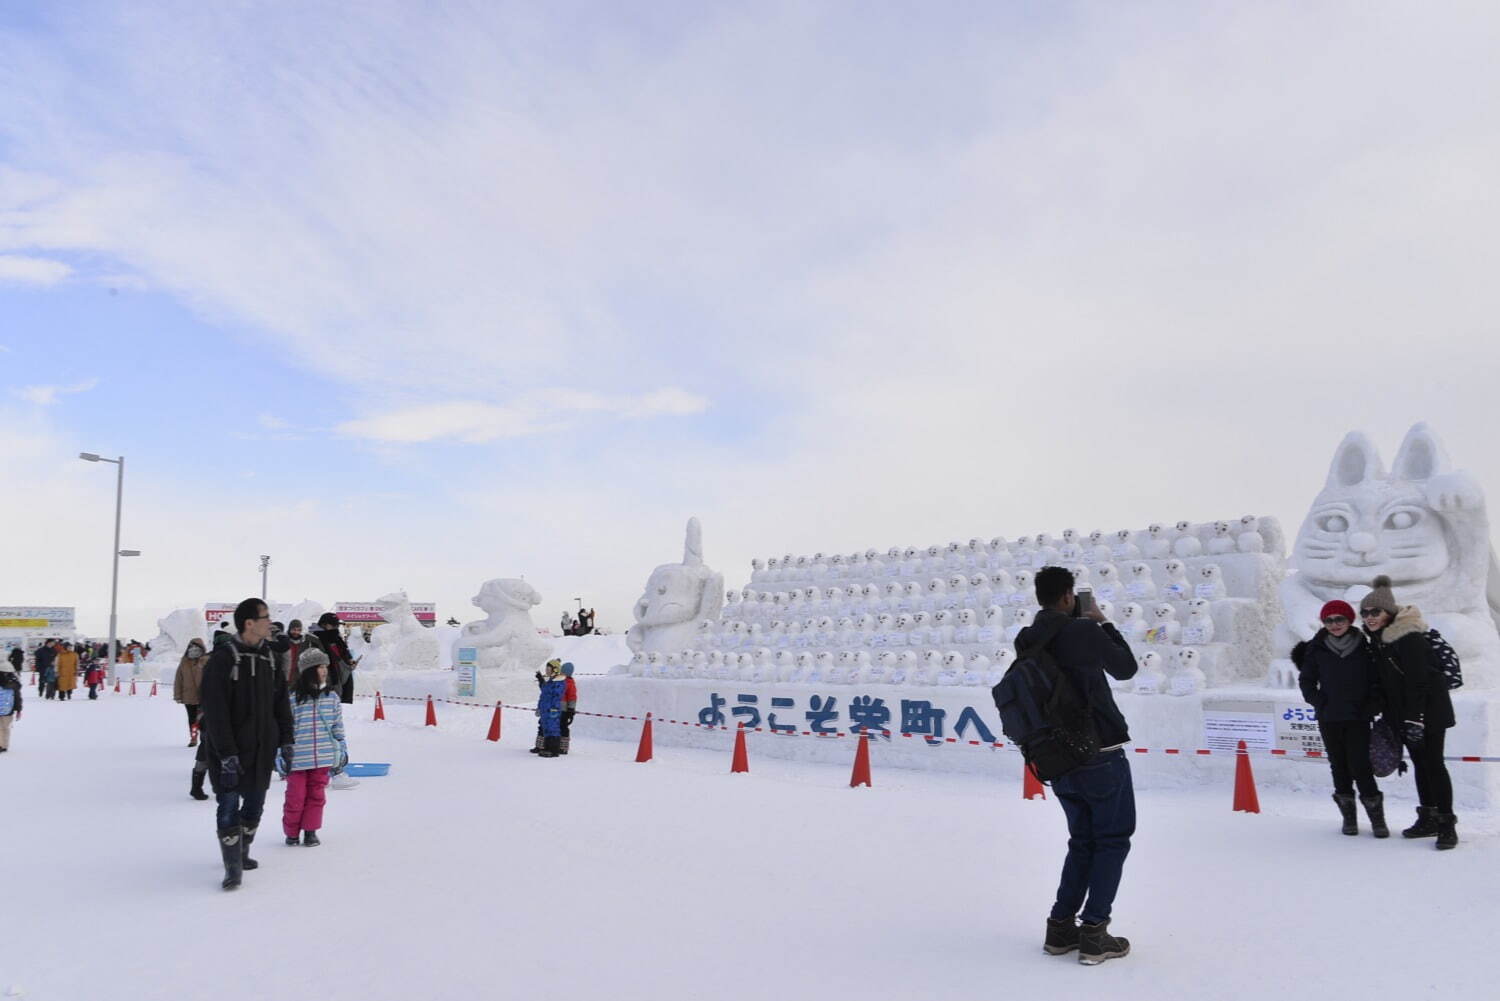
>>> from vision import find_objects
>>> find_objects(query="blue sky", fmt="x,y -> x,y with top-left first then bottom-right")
3,1 -> 1500,638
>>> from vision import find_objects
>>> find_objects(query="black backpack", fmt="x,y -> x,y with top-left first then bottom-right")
1427,629 -> 1463,690
992,617 -> 1100,782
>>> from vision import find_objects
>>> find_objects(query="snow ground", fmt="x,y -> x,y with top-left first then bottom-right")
6,689 -> 1497,1001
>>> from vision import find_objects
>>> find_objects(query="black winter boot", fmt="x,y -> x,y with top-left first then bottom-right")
1435,813 -> 1458,850
1077,920 -> 1130,965
241,825 -> 259,871
190,768 -> 209,801
1360,793 -> 1389,838
303,830 -> 321,847
1333,793 -> 1358,836
539,736 -> 561,758
218,827 -> 243,891
529,732 -> 543,754
1044,917 -> 1079,955
1402,806 -> 1440,839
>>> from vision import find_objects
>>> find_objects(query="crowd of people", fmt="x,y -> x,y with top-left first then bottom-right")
559,608 -> 596,636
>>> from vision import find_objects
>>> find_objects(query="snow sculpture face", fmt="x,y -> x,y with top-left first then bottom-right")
878,651 -> 900,670
934,609 -> 953,627
1175,519 -> 1193,536
698,619 -> 714,639
631,651 -> 647,667
989,570 -> 1013,590
767,557 -> 779,573
993,649 -> 1015,671
923,578 -> 942,597
1121,603 -> 1144,624
802,587 -> 817,602
795,652 -> 813,670
1061,528 -> 1078,545
865,548 -> 880,562
837,650 -> 853,668
969,574 -> 987,590
912,611 -> 930,628
1130,561 -> 1152,581
817,616 -> 834,632
666,652 -> 683,668
1164,559 -> 1186,580
835,617 -> 853,631
816,651 -> 835,670
830,553 -> 845,570
1187,597 -> 1211,617
945,542 -> 961,558
1013,570 -> 1033,596
989,537 -> 1008,552
1116,529 -> 1133,545
883,581 -> 902,600
1096,564 -> 1119,586
956,608 -> 977,627
725,590 -> 740,606
1148,523 -> 1165,541
1213,521 -> 1232,539
926,545 -> 942,559
1141,651 -> 1163,672
903,546 -> 918,561
1036,533 -> 1054,550
898,650 -> 918,669
876,613 -> 894,631
984,605 -> 1004,626
843,585 -> 859,603
707,651 -> 723,667
968,538 -> 985,556
887,547 -> 902,561
823,587 -> 840,602
942,651 -> 965,671
1240,514 -> 1259,533
858,614 -> 877,632
1012,608 -> 1034,627
729,620 -> 745,637
775,651 -> 794,670
1071,565 -> 1092,585
947,574 -> 967,592
1152,603 -> 1177,623
751,558 -> 764,573
1177,647 -> 1200,669
923,649 -> 944,671
1089,530 -> 1104,545
786,620 -> 803,637
740,587 -> 755,601
647,652 -> 662,666
903,581 -> 922,600
861,584 -> 878,602
850,553 -> 866,571
1200,565 -> 1223,584
895,613 -> 913,631
1097,600 -> 1115,621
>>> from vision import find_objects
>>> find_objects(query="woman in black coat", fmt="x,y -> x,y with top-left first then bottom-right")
1359,576 -> 1457,849
1294,599 -> 1385,837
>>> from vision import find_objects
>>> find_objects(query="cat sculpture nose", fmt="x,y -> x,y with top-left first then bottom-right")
1347,531 -> 1378,555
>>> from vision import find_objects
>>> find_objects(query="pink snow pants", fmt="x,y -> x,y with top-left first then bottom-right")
283,767 -> 332,837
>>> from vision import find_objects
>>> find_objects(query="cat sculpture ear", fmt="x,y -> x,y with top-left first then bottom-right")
1325,431 -> 1385,489
1390,422 -> 1451,483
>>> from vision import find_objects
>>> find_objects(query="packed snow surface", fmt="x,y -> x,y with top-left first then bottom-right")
7,689 -> 1498,1000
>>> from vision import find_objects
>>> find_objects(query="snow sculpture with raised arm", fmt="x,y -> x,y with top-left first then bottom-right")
1276,423 -> 1500,687
453,578 -> 553,673
626,517 -> 726,656
147,608 -> 206,665
369,591 -> 441,670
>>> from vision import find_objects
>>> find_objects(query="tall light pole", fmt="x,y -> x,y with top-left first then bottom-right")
259,555 -> 271,602
79,452 -> 126,672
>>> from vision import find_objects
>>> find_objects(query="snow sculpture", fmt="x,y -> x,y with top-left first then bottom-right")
1126,562 -> 1158,601
365,591 -> 441,670
1276,423 -> 1500,687
1236,515 -> 1266,553
1195,564 -> 1227,601
1093,563 -> 1123,603
1146,603 -> 1181,645
1170,647 -> 1207,696
1144,523 -> 1173,559
1206,520 -> 1237,555
1117,603 -> 1148,643
147,608 -> 205,663
1182,599 -> 1216,645
1112,529 -> 1141,561
627,518 -> 726,656
1134,650 -> 1166,695
1173,520 -> 1203,558
453,579 -> 553,673
1161,560 -> 1191,602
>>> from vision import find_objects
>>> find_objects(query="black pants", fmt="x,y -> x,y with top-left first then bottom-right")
1406,726 -> 1453,814
184,704 -> 199,727
1318,720 -> 1378,797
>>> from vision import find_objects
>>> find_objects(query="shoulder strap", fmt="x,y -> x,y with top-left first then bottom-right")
1018,614 -> 1070,662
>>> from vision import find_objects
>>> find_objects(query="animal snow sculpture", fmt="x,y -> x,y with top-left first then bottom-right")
1010,570 -> 1034,607
1093,563 -> 1124,603
1170,647 -> 1207,696
149,608 -> 205,663
989,570 -> 1016,601
1236,515 -> 1266,554
1112,529 -> 1142,561
1126,562 -> 1158,601
1087,530 -> 1113,564
1173,520 -> 1203,558
1195,564 -> 1228,601
968,574 -> 992,609
1145,603 -> 1181,645
627,518 -> 726,656
1182,599 -> 1216,645
1161,560 -> 1191,602
368,591 -> 440,670
937,651 -> 964,686
953,607 -> 979,645
1276,423 -> 1500,685
1134,650 -> 1166,695
1096,599 -> 1117,624
1144,523 -> 1173,559
891,650 -> 917,685
1118,603 -> 1149,643
1206,520 -> 1237,555
988,537 -> 1015,568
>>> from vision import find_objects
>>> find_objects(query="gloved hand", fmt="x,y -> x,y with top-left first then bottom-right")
1404,720 -> 1425,745
275,748 -> 289,778
534,670 -> 543,684
333,746 -> 348,775
220,754 -> 242,790
563,710 -> 576,726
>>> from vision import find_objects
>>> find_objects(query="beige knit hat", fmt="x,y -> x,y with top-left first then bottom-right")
1359,575 -> 1399,616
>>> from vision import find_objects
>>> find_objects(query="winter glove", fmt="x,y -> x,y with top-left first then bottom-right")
333,746 -> 348,775
1403,720 -> 1425,745
220,754 -> 242,791
534,670 -> 543,684
563,710 -> 576,726
275,748 -> 289,778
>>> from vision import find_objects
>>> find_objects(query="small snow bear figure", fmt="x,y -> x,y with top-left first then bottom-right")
931,609 -> 955,645
944,541 -> 966,570
924,577 -> 946,612
1004,607 -> 1033,644
860,583 -> 880,609
1010,570 -> 1034,607
1146,603 -> 1181,645
750,649 -> 773,684
1161,560 -> 1191,602
1070,565 -> 1093,589
765,556 -> 781,582
1143,523 -> 1173,559
909,611 -> 931,646
882,580 -> 904,607
828,650 -> 853,684
1195,564 -> 1227,601
1093,563 -> 1123,602
1172,520 -> 1203,558
1182,598 -> 1216,645
901,580 -> 922,610
1134,650 -> 1166,695
1032,533 -> 1061,567
1169,646 -> 1207,696
1112,528 -> 1142,560
953,607 -> 979,645
937,651 -> 965,686
814,615 -> 835,646
1206,520 -> 1236,555
1125,561 -> 1158,601
1117,603 -> 1149,643
967,538 -> 988,566
1236,514 -> 1266,554
628,651 -> 648,676
923,544 -> 946,573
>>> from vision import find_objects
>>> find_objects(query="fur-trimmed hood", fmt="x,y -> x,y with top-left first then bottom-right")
1374,605 -> 1428,644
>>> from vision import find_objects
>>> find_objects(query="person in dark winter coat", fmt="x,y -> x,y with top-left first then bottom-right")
1014,567 -> 1138,966
532,659 -> 566,758
174,639 -> 209,747
1293,599 -> 1386,837
311,613 -> 357,705
0,662 -> 22,752
35,641 -> 57,700
5,647 -> 22,673
1360,576 -> 1458,849
198,598 -> 295,890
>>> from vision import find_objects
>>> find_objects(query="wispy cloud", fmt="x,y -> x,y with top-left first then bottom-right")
0,254 -> 71,285
15,378 -> 98,406
337,388 -> 708,444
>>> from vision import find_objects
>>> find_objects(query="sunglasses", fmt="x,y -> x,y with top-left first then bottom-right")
1360,609 -> 1386,619
1321,616 -> 1349,625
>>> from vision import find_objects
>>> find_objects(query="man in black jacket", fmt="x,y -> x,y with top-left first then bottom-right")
1014,566 -> 1138,966
198,598 -> 294,891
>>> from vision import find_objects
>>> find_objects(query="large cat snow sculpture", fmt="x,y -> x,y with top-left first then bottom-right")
369,591 -> 441,670
627,518 -> 726,655
1277,423 -> 1500,687
455,578 -> 554,673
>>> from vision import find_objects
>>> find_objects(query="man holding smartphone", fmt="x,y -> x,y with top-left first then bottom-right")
1014,566 -> 1139,965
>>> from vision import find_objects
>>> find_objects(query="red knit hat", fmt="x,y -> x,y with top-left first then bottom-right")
1319,599 -> 1356,622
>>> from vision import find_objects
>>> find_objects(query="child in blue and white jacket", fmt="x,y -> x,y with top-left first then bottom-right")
278,648 -> 347,846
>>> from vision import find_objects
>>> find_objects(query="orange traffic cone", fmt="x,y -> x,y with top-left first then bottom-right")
849,732 -> 873,788
149,680 -> 158,697
634,713 -> 654,763
129,678 -> 137,696
1023,762 -> 1046,800
730,722 -> 750,774
1233,739 -> 1260,813
486,702 -> 502,742
424,695 -> 438,727
373,691 -> 385,721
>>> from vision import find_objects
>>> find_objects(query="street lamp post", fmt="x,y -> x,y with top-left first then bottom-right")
79,452 -> 127,674
259,555 -> 271,602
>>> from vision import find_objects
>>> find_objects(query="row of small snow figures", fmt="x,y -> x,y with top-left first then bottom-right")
706,599 -> 1218,648
626,646 -> 1207,696
726,561 -> 1231,615
748,518 -> 1270,583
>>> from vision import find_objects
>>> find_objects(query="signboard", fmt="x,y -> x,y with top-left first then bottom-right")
0,606 -> 76,632
204,603 -> 238,632
455,647 -> 478,698
1203,697 -> 1326,755
334,602 -> 437,627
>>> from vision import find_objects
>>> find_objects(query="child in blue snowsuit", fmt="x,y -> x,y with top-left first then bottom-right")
533,659 -> 566,758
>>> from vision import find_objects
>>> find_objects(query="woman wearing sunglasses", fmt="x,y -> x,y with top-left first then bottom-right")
1294,599 -> 1385,837
1359,575 -> 1457,849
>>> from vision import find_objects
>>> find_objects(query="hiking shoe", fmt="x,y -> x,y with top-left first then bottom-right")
1044,918 -> 1079,955
1078,921 -> 1130,965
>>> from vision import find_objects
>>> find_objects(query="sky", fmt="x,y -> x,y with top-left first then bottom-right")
2,0 -> 1499,640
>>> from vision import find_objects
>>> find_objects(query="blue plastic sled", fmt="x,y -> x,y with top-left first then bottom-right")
344,762 -> 391,777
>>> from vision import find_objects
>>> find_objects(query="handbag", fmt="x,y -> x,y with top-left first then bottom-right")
1368,719 -> 1407,778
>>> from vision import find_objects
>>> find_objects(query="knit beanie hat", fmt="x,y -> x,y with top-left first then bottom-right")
1318,600 -> 1357,622
288,619 -> 303,631
317,612 -> 340,628
1359,575 -> 1399,617
561,662 -> 574,677
298,648 -> 331,674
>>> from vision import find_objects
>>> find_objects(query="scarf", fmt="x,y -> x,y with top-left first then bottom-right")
1324,630 -> 1361,658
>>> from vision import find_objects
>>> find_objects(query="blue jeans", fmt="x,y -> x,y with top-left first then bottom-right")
215,785 -> 268,832
1050,748 -> 1135,925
